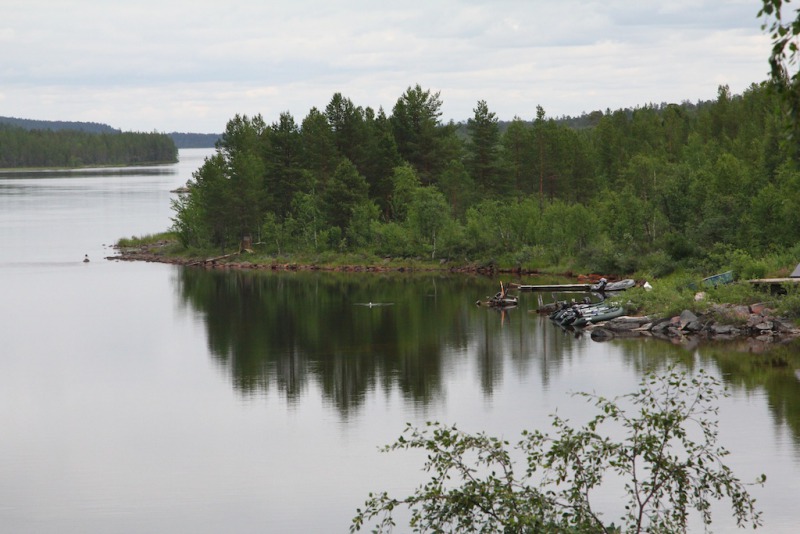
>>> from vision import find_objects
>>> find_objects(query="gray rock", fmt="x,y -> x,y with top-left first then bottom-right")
684,319 -> 704,332
605,319 -> 642,331
709,324 -> 739,336
679,310 -> 698,329
649,318 -> 672,334
754,321 -> 774,331
590,328 -> 615,341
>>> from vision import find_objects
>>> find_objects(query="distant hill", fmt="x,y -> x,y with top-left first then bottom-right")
0,116 -> 221,149
168,132 -> 220,148
0,116 -> 121,134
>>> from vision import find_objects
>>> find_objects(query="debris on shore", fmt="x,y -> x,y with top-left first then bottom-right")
585,303 -> 800,348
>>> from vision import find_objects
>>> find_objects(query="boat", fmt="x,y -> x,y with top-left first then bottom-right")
511,278 -> 636,293
551,301 -> 602,325
571,306 -> 625,327
590,278 -> 636,292
549,297 -> 625,326
702,270 -> 734,287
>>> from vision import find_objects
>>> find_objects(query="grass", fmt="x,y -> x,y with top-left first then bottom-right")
116,231 -> 178,248
622,271 -> 800,321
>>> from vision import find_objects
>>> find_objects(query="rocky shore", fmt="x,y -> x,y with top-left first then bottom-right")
586,303 -> 800,349
108,240 -> 541,275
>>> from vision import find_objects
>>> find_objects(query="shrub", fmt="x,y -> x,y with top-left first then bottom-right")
352,368 -> 764,533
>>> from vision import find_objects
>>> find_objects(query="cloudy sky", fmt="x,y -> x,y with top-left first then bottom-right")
2,0 -> 771,133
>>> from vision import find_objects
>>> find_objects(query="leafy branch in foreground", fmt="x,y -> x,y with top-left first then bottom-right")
352,368 -> 765,533
760,0 -> 800,134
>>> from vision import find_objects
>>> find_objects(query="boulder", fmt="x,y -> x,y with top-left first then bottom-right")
709,323 -> 739,336
679,310 -> 699,330
590,328 -> 615,341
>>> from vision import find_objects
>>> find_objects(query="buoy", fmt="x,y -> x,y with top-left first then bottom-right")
83,254 -> 90,263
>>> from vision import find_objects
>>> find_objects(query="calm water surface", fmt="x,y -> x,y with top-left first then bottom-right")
1,149 -> 800,533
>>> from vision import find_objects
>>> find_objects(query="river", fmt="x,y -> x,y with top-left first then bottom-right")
1,149 -> 799,533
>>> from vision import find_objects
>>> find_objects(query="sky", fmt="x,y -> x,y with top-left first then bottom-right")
2,0 -> 772,133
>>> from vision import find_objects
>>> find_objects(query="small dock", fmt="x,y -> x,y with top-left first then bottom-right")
510,283 -> 593,292
749,278 -> 800,293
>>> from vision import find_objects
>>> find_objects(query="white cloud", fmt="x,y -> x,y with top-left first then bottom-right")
0,0 -> 772,132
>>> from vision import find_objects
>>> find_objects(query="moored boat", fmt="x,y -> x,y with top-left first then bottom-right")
571,306 -> 625,327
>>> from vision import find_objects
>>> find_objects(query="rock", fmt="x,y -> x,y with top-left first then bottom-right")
684,319 -> 704,332
679,310 -> 698,329
772,318 -> 795,333
605,320 -> 642,332
649,318 -> 672,334
590,328 -> 615,341
709,323 -> 739,336
749,302 -> 772,316
754,321 -> 774,332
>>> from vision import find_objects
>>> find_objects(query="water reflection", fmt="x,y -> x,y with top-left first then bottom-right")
175,269 -> 600,413
614,335 -> 800,444
0,166 -> 175,179
178,266 -> 800,443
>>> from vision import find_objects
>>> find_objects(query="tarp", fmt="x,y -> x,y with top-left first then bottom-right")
791,263 -> 800,278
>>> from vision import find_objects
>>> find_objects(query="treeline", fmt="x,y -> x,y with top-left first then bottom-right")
0,124 -> 177,167
172,82 -> 800,276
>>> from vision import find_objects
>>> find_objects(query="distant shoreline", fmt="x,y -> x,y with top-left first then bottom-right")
0,160 -> 178,172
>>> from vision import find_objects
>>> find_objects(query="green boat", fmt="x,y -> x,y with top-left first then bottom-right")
571,306 -> 625,327
702,270 -> 734,287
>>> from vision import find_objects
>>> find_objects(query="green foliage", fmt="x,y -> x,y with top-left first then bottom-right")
759,0 -> 800,135
699,245 -> 767,280
389,164 -> 421,222
347,201 -> 380,250
169,82 -> 800,274
374,222 -> 414,257
623,275 -> 700,317
352,368 -> 764,533
406,186 -> 451,259
324,159 -> 371,232
116,232 -> 176,248
775,286 -> 800,318
466,99 -> 504,196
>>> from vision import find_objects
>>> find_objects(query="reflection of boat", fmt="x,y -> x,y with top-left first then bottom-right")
481,296 -> 519,308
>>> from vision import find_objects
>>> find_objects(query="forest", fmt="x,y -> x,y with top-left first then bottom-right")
0,123 -> 177,167
171,82 -> 800,278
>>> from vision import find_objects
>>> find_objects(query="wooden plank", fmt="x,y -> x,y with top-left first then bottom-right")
186,251 -> 240,267
510,283 -> 593,292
